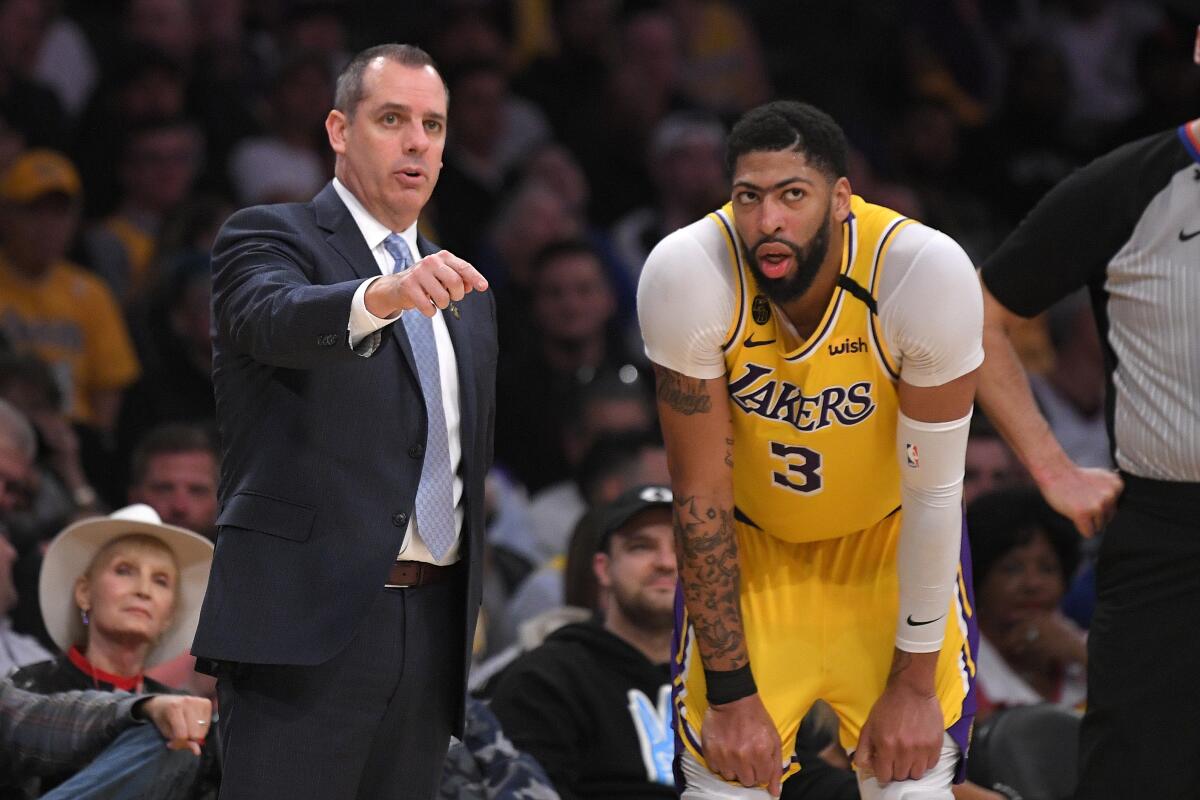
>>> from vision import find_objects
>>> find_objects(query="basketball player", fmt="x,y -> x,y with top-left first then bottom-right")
637,101 -> 983,799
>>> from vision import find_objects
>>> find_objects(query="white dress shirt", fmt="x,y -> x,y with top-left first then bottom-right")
334,178 -> 463,565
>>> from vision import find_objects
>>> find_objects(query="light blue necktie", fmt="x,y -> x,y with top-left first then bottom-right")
383,234 -> 456,560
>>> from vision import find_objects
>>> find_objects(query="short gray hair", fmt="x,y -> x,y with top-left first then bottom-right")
334,43 -> 447,118
0,399 -> 35,461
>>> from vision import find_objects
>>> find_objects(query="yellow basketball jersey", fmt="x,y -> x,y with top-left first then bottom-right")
715,196 -> 913,542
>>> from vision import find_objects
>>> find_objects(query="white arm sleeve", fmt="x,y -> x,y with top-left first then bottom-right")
878,225 -> 984,387
636,223 -> 735,380
894,410 -> 971,652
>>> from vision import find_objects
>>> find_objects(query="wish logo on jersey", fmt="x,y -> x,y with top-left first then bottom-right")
628,685 -> 675,786
728,363 -> 877,432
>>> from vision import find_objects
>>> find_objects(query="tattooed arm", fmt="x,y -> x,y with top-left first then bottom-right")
653,362 -> 781,795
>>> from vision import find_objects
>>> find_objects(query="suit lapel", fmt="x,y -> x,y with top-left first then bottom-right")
313,183 -> 417,376
419,233 -> 478,460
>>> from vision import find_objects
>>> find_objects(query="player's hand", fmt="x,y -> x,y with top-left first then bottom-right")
138,695 -> 213,756
701,693 -> 783,797
855,681 -> 943,784
1036,462 -> 1122,538
369,249 -> 489,318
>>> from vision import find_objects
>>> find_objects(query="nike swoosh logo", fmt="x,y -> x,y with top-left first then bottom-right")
906,614 -> 944,627
744,335 -> 776,348
1180,229 -> 1200,242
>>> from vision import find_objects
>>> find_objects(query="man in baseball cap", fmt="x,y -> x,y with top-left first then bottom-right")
489,484 -> 679,797
0,149 -> 140,433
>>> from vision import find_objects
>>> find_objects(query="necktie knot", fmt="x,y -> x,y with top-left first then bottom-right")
384,233 -> 413,273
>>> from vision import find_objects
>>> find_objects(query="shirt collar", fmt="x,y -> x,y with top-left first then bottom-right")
331,177 -> 420,259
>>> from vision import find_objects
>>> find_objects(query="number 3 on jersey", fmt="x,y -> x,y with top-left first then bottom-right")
769,442 -> 823,494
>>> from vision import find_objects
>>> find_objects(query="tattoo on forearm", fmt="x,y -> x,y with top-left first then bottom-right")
724,437 -> 734,468
674,493 -> 745,668
654,366 -> 712,416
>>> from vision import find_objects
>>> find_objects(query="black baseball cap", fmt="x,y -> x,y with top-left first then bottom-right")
596,485 -> 673,551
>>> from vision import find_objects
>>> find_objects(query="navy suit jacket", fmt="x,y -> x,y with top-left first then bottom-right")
192,183 -> 496,699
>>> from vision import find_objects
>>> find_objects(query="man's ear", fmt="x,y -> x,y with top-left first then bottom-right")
831,176 -> 853,223
592,551 -> 612,590
326,110 -> 348,155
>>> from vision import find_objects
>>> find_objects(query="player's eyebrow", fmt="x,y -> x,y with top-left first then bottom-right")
732,176 -> 816,192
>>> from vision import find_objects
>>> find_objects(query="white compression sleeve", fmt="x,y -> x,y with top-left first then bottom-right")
894,410 -> 971,653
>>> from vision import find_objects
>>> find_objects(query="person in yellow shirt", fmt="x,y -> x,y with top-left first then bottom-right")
0,150 -> 140,434
639,101 -> 983,799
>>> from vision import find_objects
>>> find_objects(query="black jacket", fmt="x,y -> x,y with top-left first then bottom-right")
489,621 -> 675,800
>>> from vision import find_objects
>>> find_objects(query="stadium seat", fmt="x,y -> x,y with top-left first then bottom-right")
967,704 -> 1081,800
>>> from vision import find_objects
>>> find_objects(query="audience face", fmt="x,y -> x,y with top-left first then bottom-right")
275,60 -> 335,133
450,69 -> 506,158
0,532 -> 17,616
657,133 -> 726,216
329,60 -> 447,232
522,145 -> 590,216
0,0 -> 45,74
75,536 -> 179,652
533,251 -> 615,345
125,0 -> 195,64
977,529 -> 1066,641
0,192 -> 79,273
129,450 -> 218,540
964,435 -> 1022,504
595,508 -> 676,633
120,126 -> 201,214
0,443 -> 32,514
119,66 -> 187,120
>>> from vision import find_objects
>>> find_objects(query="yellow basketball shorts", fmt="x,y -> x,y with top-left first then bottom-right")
671,510 -> 978,784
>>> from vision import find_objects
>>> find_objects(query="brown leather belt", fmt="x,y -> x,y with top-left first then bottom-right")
385,559 -> 462,588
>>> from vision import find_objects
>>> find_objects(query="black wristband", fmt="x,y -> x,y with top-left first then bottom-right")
704,663 -> 757,706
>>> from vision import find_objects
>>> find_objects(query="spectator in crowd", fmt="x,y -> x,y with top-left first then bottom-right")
116,251 -> 216,463
481,177 -> 584,349
964,417 -> 1026,505
0,0 -> 67,150
0,678 -> 212,797
1030,292 -> 1111,469
967,39 -> 1083,228
83,116 -> 203,307
126,424 -> 217,543
71,45 -> 188,219
0,149 -> 140,436
611,111 -> 727,286
125,423 -> 218,697
0,398 -> 51,675
10,502 -> 215,794
495,239 -> 641,494
438,696 -> 561,800
31,0 -> 98,119
514,0 -> 619,151
1042,0 -> 1162,150
491,485 -> 678,798
434,58 -> 550,260
665,0 -> 771,116
967,488 -> 1086,720
526,377 -> 656,563
228,51 -> 333,206
509,430 -> 669,642
0,353 -> 102,547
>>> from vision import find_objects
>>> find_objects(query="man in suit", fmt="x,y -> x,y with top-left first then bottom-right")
192,43 -> 496,800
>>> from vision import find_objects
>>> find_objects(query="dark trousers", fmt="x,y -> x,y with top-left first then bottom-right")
1076,475 -> 1200,800
215,577 -> 465,800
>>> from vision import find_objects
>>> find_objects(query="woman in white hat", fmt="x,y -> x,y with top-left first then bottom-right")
9,504 -> 213,696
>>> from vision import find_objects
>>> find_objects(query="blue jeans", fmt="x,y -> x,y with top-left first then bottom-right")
42,724 -> 201,800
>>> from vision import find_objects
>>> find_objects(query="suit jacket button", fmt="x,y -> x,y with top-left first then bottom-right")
408,443 -> 424,459
391,512 -> 408,527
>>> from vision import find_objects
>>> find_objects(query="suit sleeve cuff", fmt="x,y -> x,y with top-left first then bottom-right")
348,276 -> 401,348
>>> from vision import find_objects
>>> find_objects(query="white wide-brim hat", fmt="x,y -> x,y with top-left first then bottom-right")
39,504 -> 214,668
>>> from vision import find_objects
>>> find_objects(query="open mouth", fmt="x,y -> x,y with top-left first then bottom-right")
396,166 -> 425,185
756,246 -> 793,279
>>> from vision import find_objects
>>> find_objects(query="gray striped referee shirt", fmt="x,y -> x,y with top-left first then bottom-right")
982,123 -> 1200,483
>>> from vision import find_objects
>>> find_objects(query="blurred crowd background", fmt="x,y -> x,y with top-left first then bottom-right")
0,0 -> 1196,794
